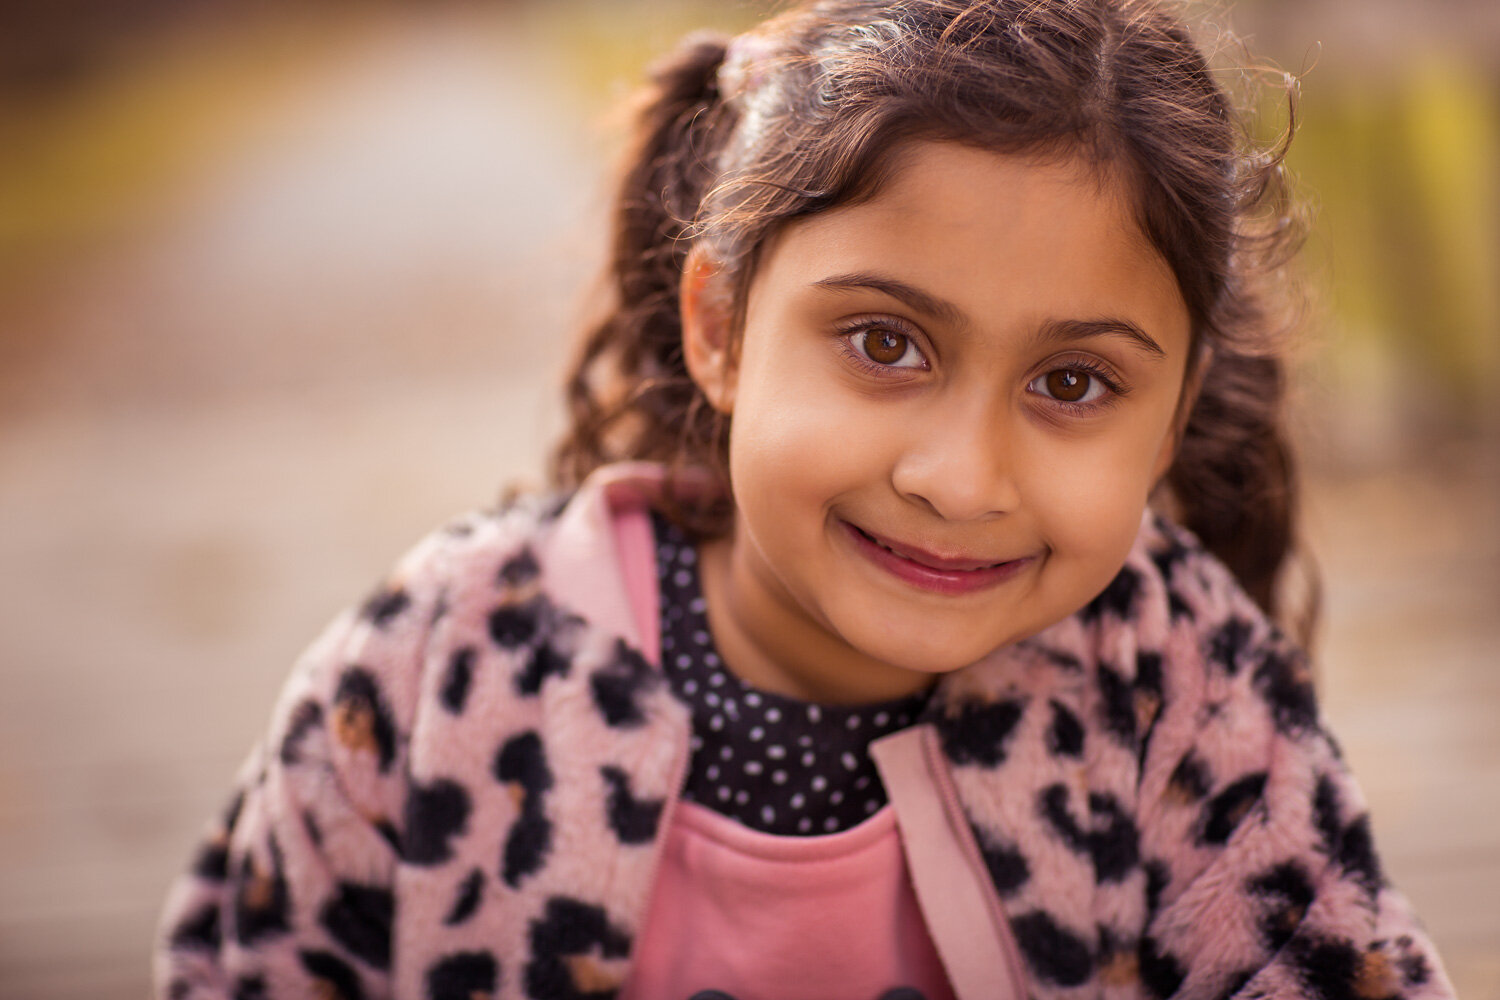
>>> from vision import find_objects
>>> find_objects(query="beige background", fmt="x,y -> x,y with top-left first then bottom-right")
0,3 -> 1495,996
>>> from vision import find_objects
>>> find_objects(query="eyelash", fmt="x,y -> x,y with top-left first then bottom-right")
835,317 -> 1131,414
1027,356 -> 1131,414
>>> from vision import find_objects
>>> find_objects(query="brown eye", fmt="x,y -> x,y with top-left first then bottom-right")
843,324 -> 927,370
1044,368 -> 1090,402
865,329 -> 909,365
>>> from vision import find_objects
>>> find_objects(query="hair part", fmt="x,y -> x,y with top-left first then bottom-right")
552,0 -> 1313,638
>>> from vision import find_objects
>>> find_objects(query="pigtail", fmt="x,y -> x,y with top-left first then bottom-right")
1158,69 -> 1317,642
552,32 -> 735,522
1167,351 -> 1305,627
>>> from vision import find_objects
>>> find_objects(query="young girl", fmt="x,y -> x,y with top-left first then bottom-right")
155,2 -> 1454,998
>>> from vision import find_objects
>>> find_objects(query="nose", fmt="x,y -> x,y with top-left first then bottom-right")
890,402 -> 1021,521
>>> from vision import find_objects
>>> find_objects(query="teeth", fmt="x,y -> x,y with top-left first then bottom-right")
864,527 -> 999,570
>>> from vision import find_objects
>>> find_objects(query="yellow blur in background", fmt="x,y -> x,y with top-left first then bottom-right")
0,1 -> 1495,996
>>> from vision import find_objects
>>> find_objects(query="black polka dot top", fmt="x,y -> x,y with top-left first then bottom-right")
652,511 -> 932,836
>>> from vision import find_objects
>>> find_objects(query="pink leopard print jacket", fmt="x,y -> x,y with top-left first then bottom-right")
155,464 -> 1453,1000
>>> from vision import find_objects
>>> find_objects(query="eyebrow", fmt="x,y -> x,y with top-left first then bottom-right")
1037,317 -> 1166,358
810,270 -> 1165,358
811,272 -> 969,330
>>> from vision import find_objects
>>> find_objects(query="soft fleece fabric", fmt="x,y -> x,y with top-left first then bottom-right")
155,463 -> 1453,1000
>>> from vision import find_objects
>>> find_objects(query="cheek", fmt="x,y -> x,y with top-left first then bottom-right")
727,346 -> 887,507
1020,430 -> 1163,564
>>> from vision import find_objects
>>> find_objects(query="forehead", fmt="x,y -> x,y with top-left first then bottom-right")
748,141 -> 1188,350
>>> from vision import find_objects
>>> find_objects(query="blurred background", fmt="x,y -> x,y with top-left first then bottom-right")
0,0 -> 1495,996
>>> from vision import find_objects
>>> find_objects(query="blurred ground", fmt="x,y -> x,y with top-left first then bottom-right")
0,4 -> 1496,998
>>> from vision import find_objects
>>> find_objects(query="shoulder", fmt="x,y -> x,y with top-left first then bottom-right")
1109,531 -> 1448,1000
263,491 -> 573,793
970,510 -> 1315,750
1106,515 -> 1344,913
1073,511 -> 1316,735
1127,511 -> 1318,744
295,461 -> 685,755
307,490 -> 571,693
380,490 -> 572,626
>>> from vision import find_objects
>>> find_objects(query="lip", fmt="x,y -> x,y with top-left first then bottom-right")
841,521 -> 1035,596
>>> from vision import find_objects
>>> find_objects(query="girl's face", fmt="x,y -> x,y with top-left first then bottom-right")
686,142 -> 1193,703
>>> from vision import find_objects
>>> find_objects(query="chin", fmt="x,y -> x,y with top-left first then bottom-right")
847,621 -> 1022,677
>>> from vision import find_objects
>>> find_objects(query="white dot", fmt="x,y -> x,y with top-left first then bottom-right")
841,752 -> 858,771
855,775 -> 871,790
790,793 -> 806,809
673,570 -> 692,587
693,630 -> 710,646
690,735 -> 703,752
745,760 -> 763,775
724,699 -> 740,721
767,745 -> 786,759
689,597 -> 707,613
718,786 -> 731,802
799,817 -> 813,833
681,547 -> 697,565
802,751 -> 816,767
761,805 -> 776,825
675,654 -> 691,669
772,770 -> 787,784
709,673 -> 725,687
706,764 -> 719,780
874,711 -> 890,726
705,691 -> 720,707
735,790 -> 750,805
709,714 -> 724,731
765,707 -> 781,723
865,798 -> 879,814
847,715 -> 862,730
798,735 -> 814,748
831,791 -> 844,805
720,746 -> 734,760
811,776 -> 828,792
807,705 -> 821,723
661,544 -> 677,562
745,692 -> 761,707
704,652 -> 720,667
824,816 -> 839,831
682,680 -> 697,695
749,726 -> 764,741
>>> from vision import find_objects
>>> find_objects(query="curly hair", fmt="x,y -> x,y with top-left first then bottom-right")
552,0 -> 1310,633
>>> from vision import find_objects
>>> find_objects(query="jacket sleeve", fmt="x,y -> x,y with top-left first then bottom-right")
153,521 -> 468,999
1133,583 -> 1454,1000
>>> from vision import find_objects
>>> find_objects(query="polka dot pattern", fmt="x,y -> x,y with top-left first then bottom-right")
652,512 -> 930,836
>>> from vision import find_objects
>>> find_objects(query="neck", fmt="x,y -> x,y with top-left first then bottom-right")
696,533 -> 938,705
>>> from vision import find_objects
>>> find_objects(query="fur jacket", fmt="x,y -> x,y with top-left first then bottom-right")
155,463 -> 1453,1000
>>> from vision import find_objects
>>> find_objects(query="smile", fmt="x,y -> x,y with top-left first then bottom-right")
842,522 -> 1035,596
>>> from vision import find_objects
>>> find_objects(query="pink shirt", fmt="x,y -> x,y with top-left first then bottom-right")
622,800 -> 957,1000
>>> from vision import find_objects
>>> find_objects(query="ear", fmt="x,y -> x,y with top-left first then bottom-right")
680,246 -> 738,414
1151,340 -> 1211,482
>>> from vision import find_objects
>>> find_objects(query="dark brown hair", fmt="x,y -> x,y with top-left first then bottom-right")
553,0 -> 1311,632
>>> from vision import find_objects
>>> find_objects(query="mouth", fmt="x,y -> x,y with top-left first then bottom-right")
842,521 -> 1034,595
